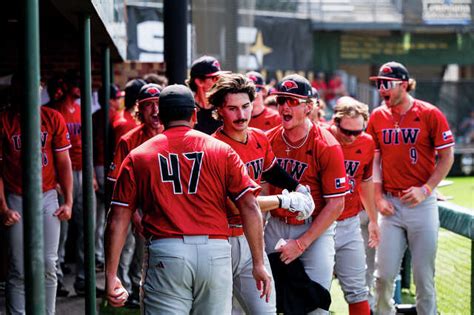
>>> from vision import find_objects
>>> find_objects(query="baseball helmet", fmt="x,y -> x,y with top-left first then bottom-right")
369,61 -> 410,81
137,83 -> 162,104
272,74 -> 313,99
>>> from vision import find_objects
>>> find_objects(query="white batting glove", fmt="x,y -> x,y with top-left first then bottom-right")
278,189 -> 315,220
295,185 -> 315,220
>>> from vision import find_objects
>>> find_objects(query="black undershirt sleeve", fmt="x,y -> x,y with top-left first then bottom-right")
262,162 -> 299,191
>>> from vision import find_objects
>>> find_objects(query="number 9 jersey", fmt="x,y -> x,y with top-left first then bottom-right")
366,98 -> 454,191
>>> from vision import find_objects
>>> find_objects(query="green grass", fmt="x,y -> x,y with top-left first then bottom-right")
437,176 -> 474,209
101,176 -> 473,315
330,176 -> 473,314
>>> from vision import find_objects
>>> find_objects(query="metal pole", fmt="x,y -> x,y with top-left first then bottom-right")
80,13 -> 96,315
164,0 -> 188,84
22,0 -> 45,314
224,0 -> 238,72
102,47 -> 111,183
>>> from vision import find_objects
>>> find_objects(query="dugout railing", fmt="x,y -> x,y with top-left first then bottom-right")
436,201 -> 473,314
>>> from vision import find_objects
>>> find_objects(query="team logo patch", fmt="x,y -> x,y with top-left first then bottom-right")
381,66 -> 392,74
212,60 -> 221,70
281,80 -> 298,91
146,87 -> 159,95
249,75 -> 257,83
335,177 -> 346,189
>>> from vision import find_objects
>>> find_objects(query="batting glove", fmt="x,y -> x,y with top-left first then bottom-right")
295,185 -> 315,220
278,189 -> 315,220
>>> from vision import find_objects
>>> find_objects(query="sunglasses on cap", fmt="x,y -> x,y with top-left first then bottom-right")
376,79 -> 403,90
276,96 -> 309,107
337,124 -> 365,137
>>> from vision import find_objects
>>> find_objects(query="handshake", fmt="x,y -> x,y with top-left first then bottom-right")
278,185 -> 315,221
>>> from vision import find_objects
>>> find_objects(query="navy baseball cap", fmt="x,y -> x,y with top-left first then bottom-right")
190,56 -> 229,78
311,87 -> 320,100
369,61 -> 410,81
137,83 -> 162,104
246,71 -> 265,88
159,84 -> 195,111
124,78 -> 146,109
272,74 -> 313,99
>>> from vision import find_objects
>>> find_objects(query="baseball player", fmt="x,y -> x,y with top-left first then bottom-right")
112,78 -> 146,145
208,73 -> 314,314
265,74 -> 348,315
45,70 -> 93,295
105,84 -> 271,314
245,71 -> 281,131
0,75 -> 73,314
326,96 -> 380,315
367,61 -> 454,314
186,55 -> 229,134
107,83 -> 162,307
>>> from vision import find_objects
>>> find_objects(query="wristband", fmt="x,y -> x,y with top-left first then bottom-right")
295,239 -> 305,252
277,195 -> 282,208
422,184 -> 432,197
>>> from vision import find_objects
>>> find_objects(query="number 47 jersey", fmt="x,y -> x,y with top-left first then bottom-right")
111,126 -> 260,238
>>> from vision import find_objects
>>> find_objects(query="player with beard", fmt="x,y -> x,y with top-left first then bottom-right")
367,62 -> 454,314
208,73 -> 314,314
266,74 -> 348,315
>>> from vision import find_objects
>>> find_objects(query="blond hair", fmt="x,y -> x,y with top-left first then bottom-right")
333,96 -> 369,124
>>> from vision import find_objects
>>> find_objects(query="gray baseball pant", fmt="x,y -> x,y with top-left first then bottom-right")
374,193 -> 438,315
141,236 -> 232,315
334,215 -> 369,304
230,235 -> 276,314
359,210 -> 376,309
265,216 -> 336,315
6,190 -> 60,315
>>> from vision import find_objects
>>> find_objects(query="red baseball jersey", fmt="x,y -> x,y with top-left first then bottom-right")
249,107 -> 282,131
48,102 -> 82,170
107,124 -> 157,182
326,126 -> 375,220
213,127 -> 277,225
111,126 -> 260,238
266,122 -> 348,219
0,107 -> 71,194
112,110 -> 138,145
367,99 -> 455,191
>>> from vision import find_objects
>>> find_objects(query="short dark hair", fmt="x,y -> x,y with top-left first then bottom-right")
207,73 -> 256,109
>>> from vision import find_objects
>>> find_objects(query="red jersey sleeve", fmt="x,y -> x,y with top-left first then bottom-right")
108,138 -> 130,182
320,143 -> 349,198
52,111 -> 72,152
225,147 -> 261,200
111,155 -> 137,211
366,115 -> 380,151
362,137 -> 375,181
429,107 -> 455,150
